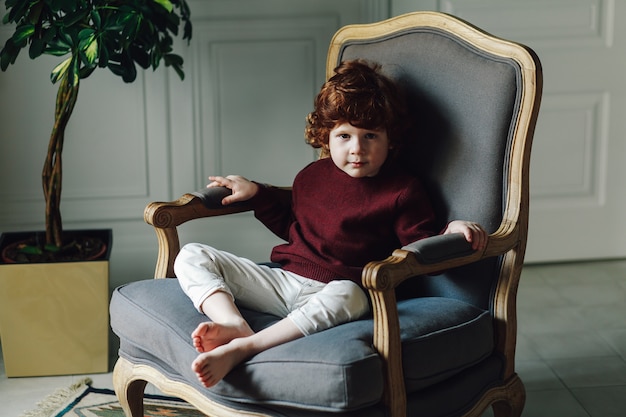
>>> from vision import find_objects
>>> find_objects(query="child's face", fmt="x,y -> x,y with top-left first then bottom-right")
328,122 -> 390,178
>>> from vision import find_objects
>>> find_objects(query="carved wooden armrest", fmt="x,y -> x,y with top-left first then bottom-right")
361,226 -> 522,417
143,188 -> 253,278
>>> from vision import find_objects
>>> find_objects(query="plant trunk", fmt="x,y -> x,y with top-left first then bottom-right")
42,73 -> 80,248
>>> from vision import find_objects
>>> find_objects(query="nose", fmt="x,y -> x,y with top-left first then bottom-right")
350,137 -> 365,154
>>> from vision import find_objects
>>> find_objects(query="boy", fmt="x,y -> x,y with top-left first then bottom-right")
174,60 -> 487,388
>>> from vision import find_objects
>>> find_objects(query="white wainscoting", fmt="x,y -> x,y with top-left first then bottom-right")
400,0 -> 626,263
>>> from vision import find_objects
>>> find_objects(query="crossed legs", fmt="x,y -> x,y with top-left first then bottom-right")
191,291 -> 304,387
174,243 -> 370,388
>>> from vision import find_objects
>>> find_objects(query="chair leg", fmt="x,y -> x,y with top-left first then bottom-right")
492,375 -> 525,417
113,357 -> 148,417
462,374 -> 525,417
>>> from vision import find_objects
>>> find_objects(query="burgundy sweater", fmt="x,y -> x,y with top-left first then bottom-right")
250,158 -> 437,285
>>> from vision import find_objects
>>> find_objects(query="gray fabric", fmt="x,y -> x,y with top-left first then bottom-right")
405,355 -> 504,417
191,187 -> 233,209
402,233 -> 474,264
111,278 -> 494,412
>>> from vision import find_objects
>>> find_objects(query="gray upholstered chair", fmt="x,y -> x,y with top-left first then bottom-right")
110,11 -> 542,417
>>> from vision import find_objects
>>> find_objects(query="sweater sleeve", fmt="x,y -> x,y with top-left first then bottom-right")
249,183 -> 293,241
394,179 -> 439,246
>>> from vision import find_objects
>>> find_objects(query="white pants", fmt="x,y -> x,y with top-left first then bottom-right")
174,243 -> 370,336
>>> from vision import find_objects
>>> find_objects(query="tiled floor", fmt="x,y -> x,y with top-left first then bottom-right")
2,259 -> 626,416
505,259 -> 626,417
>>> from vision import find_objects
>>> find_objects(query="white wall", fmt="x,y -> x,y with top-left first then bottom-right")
3,0 -> 625,294
0,1 -> 390,291
399,0 -> 626,263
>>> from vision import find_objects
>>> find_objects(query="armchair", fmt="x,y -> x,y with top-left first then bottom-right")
110,11 -> 542,417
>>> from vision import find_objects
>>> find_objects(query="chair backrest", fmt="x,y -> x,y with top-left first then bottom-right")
327,12 -> 542,311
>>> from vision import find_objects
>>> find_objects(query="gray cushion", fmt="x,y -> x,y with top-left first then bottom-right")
110,278 -> 493,412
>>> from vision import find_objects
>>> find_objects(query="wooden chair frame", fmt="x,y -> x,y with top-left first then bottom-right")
113,11 -> 542,417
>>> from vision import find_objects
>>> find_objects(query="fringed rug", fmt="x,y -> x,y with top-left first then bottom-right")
20,378 -> 206,417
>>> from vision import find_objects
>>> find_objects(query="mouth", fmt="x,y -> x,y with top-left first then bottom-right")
350,161 -> 366,167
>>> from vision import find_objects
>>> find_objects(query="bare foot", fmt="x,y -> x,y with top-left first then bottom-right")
191,338 -> 251,387
191,321 -> 254,353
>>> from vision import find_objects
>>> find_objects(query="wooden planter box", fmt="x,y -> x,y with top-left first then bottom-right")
0,229 -> 111,377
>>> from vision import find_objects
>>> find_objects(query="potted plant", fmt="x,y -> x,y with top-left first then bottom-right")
0,0 -> 192,377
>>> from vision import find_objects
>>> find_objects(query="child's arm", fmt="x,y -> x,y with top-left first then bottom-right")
443,220 -> 487,251
209,175 -> 293,241
207,175 -> 259,205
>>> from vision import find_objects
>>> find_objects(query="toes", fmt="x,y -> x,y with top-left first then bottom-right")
193,336 -> 205,353
192,321 -> 212,338
192,356 -> 217,387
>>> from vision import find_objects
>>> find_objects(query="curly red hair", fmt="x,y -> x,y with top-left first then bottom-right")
305,60 -> 408,153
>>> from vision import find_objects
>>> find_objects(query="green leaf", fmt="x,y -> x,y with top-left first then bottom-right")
97,44 -> 109,67
120,14 -> 140,45
150,47 -> 161,69
45,31 -> 72,54
18,245 -> 43,255
0,38 -> 21,70
164,53 -> 183,67
130,45 -> 150,69
29,37 -> 45,59
90,9 -> 101,29
164,53 -> 184,80
69,55 -> 80,86
78,28 -> 98,65
81,37 -> 98,66
12,24 -> 35,44
153,0 -> 174,13
108,53 -> 137,83
45,45 -> 71,56
107,61 -> 124,77
56,28 -> 74,49
61,9 -> 89,28
51,56 -> 71,83
78,28 -> 95,42
113,8 -> 136,30
183,20 -> 192,42
26,0 -> 45,26
158,35 -> 173,53
3,11 -> 11,25
44,244 -> 60,253
164,11 -> 180,34
171,63 -> 184,80
50,0 -> 76,13
42,27 -> 56,43
121,62 -> 137,82
6,0 -> 30,24
2,0 -> 193,82
79,63 -> 96,79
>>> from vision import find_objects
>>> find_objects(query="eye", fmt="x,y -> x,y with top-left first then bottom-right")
338,133 -> 351,140
364,132 -> 377,139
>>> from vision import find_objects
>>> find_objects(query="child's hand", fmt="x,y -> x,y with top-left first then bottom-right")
207,175 -> 259,205
443,220 -> 487,251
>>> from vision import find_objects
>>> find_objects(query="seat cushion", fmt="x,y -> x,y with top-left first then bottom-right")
110,278 -> 494,412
